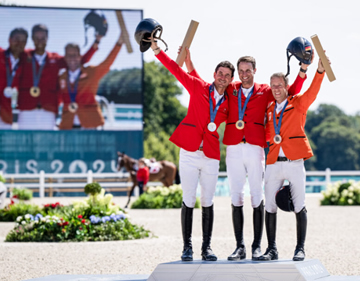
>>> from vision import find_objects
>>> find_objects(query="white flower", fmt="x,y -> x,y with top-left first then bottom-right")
348,199 -> 354,205
21,221 -> 26,225
41,217 -> 46,222
24,214 -> 31,220
348,186 -> 354,192
348,192 -> 354,198
16,216 -> 22,222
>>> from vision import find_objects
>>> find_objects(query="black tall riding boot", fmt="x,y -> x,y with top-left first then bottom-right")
228,205 -> 246,260
259,211 -> 278,261
251,200 -> 264,260
181,202 -> 193,261
201,204 -> 217,261
293,207 -> 307,261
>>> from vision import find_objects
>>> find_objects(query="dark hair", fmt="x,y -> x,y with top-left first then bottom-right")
237,56 -> 256,70
215,61 -> 235,78
65,43 -> 81,55
31,24 -> 48,37
9,28 -> 28,39
270,72 -> 289,87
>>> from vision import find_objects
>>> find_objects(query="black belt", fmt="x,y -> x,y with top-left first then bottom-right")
277,157 -> 289,162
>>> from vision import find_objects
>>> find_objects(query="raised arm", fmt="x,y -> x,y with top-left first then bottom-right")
297,56 -> 328,111
151,41 -> 205,95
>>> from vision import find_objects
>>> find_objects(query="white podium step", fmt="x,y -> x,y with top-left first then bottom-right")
147,259 -> 360,281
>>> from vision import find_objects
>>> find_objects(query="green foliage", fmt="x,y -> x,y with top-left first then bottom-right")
72,188 -> 124,218
305,104 -> 360,170
0,174 -> 6,183
12,187 -> 33,200
5,214 -> 150,242
321,181 -> 360,206
84,182 -> 102,196
144,131 -> 179,165
97,68 -> 142,104
0,202 -> 41,221
143,61 -> 187,139
131,184 -> 200,209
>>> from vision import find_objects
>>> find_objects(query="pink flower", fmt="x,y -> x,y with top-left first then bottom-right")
77,215 -> 83,219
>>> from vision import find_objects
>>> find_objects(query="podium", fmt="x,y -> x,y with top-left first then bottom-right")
147,259 -> 360,281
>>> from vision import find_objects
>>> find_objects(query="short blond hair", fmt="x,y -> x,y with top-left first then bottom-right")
270,72 -> 289,87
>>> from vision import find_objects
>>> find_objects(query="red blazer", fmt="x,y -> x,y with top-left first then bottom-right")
222,75 -> 305,148
156,51 -> 229,160
0,48 -> 22,124
137,167 -> 150,185
265,71 -> 325,164
17,46 -> 96,114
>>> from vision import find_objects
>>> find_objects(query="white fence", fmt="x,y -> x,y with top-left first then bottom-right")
2,168 -> 360,198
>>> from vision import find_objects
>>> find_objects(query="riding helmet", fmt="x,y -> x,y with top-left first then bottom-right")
275,184 -> 294,212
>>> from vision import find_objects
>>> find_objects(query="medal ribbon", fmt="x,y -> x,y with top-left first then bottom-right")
67,71 -> 82,103
5,50 -> 19,87
209,84 -> 225,123
32,54 -> 46,88
273,100 -> 288,136
238,86 -> 254,121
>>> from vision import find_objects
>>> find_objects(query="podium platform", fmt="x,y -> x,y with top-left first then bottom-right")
147,259 -> 360,281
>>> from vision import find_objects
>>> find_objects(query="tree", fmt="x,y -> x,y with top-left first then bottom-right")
143,61 -> 187,140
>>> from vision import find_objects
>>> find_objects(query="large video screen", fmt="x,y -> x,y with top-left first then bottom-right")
0,6 -> 144,174
0,6 -> 143,131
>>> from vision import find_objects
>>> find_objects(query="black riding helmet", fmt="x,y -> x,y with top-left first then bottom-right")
275,185 -> 294,212
285,37 -> 313,77
134,18 -> 168,52
83,10 -> 108,46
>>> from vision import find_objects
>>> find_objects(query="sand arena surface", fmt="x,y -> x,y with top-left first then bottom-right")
0,194 -> 359,281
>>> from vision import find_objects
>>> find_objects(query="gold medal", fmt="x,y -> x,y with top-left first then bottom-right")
30,86 -> 40,97
274,134 -> 282,144
68,102 -> 78,113
235,120 -> 245,130
207,122 -> 217,132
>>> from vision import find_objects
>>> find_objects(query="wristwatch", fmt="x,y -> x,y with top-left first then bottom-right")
300,67 -> 307,73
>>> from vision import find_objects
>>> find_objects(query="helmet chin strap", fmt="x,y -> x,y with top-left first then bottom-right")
142,27 -> 168,52
285,50 -> 292,78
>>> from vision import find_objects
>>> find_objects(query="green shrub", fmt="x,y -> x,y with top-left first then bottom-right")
321,180 -> 360,206
131,184 -> 200,209
12,187 -> 33,200
4,186 -> 151,242
0,202 -> 42,221
84,182 -> 102,196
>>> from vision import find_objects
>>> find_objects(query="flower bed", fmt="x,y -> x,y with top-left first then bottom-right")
321,180 -> 360,205
3,187 -> 151,242
131,184 -> 200,209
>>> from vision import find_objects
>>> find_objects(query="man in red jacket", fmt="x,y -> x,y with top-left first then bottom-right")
0,28 -> 28,129
150,41 -> 234,262
185,52 -> 307,261
17,24 -> 99,130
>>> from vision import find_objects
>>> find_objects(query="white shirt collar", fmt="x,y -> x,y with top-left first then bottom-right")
213,87 -> 224,104
34,52 -> 47,65
68,68 -> 81,83
9,53 -> 19,70
276,99 -> 288,114
241,85 -> 254,98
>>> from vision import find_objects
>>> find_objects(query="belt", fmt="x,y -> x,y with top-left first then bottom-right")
198,147 -> 203,151
277,156 -> 289,162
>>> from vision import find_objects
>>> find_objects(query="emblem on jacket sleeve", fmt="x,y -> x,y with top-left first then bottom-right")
233,89 -> 237,96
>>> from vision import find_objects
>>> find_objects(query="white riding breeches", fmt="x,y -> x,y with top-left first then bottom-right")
18,109 -> 56,130
226,142 -> 265,208
179,148 -> 219,208
264,159 -> 306,213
